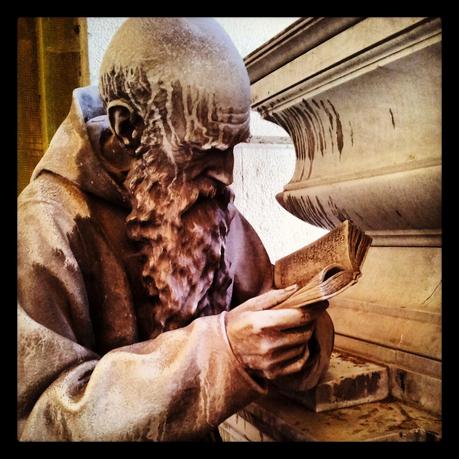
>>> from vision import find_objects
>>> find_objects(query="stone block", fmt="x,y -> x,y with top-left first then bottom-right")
281,351 -> 389,412
389,365 -> 442,416
219,413 -> 274,442
333,336 -> 442,415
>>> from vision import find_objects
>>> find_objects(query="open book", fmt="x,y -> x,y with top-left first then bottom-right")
272,220 -> 372,309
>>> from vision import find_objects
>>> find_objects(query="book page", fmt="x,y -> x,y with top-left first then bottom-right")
272,220 -> 371,309
272,265 -> 359,309
274,221 -> 353,288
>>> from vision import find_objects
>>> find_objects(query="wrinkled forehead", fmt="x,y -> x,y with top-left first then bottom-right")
142,77 -> 250,151
100,18 -> 251,150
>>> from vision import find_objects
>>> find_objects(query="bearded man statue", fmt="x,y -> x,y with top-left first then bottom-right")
17,18 -> 334,441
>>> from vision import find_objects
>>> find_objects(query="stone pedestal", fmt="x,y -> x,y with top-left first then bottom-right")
222,16 -> 442,441
219,351 -> 440,442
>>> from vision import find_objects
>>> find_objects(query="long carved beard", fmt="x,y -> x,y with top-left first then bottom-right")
125,148 -> 234,339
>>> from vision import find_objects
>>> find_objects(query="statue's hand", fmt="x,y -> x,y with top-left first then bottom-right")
225,287 -> 328,381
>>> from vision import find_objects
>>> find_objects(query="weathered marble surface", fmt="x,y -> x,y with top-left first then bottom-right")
281,351 -> 388,412
244,16 -> 442,417
227,394 -> 441,441
219,413 -> 274,442
18,18 -> 336,441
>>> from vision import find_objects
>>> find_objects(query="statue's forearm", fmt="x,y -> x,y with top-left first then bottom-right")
20,311 -> 266,441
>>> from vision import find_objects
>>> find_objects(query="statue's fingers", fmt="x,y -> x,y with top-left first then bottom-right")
240,285 -> 299,312
263,345 -> 311,380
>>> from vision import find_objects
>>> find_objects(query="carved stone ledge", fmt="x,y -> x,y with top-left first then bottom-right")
219,350 -> 440,441
220,394 -> 441,442
334,336 -> 441,415
246,17 -> 441,234
367,229 -> 441,248
280,351 -> 389,412
244,17 -> 363,84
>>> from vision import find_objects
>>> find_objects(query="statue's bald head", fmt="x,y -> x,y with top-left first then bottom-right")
99,18 -> 251,154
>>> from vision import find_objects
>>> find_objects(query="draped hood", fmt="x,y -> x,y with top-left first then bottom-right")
31,86 -> 129,207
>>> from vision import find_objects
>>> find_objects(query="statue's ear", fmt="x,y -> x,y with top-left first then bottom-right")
107,100 -> 143,150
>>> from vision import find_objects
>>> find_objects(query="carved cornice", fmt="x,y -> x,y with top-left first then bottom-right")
367,229 -> 441,247
244,17 -> 363,84
248,17 -> 441,113
246,17 -> 442,233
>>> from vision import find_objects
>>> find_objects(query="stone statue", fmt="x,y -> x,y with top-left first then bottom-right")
17,18 -> 334,441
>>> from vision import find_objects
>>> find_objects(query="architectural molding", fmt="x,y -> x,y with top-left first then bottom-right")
249,17 -> 440,113
246,135 -> 292,144
329,300 -> 441,360
244,16 -> 442,417
244,17 -> 363,84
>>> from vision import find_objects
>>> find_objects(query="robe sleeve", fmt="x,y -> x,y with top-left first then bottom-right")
19,308 -> 266,441
18,182 -> 267,442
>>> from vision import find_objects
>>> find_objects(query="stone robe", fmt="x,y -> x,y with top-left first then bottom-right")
17,86 -> 334,441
